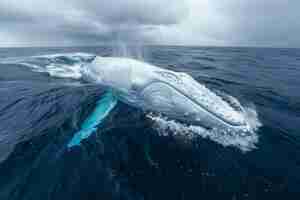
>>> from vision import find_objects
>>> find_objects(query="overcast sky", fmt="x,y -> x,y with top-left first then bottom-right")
0,0 -> 299,47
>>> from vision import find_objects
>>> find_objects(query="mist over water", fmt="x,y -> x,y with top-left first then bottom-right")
112,40 -> 146,60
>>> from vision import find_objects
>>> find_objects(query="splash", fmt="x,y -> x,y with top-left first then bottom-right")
68,91 -> 117,148
147,104 -> 261,152
0,53 -> 95,79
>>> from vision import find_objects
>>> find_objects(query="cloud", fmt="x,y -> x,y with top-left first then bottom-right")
0,0 -> 299,47
192,0 -> 300,47
0,0 -> 188,46
151,0 -> 300,47
230,1 -> 300,47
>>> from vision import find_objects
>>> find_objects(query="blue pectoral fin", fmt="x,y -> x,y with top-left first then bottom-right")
68,91 -> 117,148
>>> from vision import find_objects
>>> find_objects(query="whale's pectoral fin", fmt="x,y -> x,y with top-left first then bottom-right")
67,91 -> 118,148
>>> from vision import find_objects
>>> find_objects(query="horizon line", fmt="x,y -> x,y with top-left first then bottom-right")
0,44 -> 299,49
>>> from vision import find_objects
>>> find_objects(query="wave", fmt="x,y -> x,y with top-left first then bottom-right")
0,81 -> 103,162
147,103 -> 261,152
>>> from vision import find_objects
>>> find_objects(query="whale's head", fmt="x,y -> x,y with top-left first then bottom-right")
85,57 -> 249,131
138,70 -> 248,131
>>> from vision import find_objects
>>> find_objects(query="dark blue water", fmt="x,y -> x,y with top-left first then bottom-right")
0,46 -> 300,200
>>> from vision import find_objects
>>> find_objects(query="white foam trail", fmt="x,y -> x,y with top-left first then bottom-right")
147,104 -> 261,152
0,53 -> 95,79
18,62 -> 46,73
45,63 -> 83,79
32,52 -> 93,59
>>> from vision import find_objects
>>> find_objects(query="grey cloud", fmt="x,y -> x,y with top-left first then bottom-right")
0,0 -> 299,47
213,0 -> 300,46
78,0 -> 187,25
0,0 -> 187,46
156,0 -> 300,47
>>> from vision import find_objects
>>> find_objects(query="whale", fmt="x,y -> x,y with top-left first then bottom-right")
0,54 -> 255,162
81,57 -> 250,133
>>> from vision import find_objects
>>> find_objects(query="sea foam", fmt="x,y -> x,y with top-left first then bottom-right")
147,103 -> 261,152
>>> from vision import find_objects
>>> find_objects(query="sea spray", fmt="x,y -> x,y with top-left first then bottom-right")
147,103 -> 261,153
113,42 -> 146,60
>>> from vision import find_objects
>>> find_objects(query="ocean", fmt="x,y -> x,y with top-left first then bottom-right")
0,46 -> 299,200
